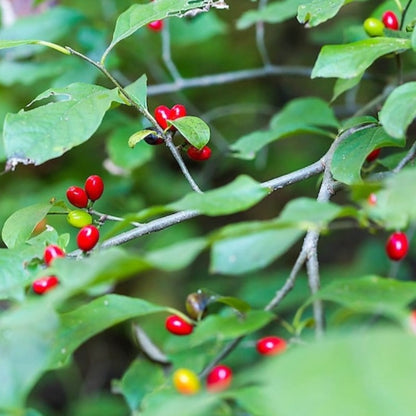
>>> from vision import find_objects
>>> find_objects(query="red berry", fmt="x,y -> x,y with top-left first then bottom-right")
77,225 -> 100,252
148,20 -> 164,31
43,244 -> 65,266
409,310 -> 416,334
165,314 -> 194,336
187,145 -> 212,161
367,193 -> 377,206
154,104 -> 187,130
382,10 -> 399,30
366,148 -> 381,162
170,104 -> 187,120
386,231 -> 409,261
206,365 -> 232,392
85,175 -> 104,201
256,336 -> 287,356
66,186 -> 88,208
32,276 -> 59,294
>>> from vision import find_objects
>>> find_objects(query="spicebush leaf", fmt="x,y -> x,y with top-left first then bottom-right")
237,0 -> 304,30
297,0 -> 345,27
169,175 -> 268,215
312,37 -> 411,79
124,74 -> 148,109
313,275 -> 416,320
1,202 -> 54,248
331,126 -> 405,185
169,116 -> 210,149
4,83 -> 120,166
103,0 -> 208,62
365,166 -> 416,230
50,294 -> 166,368
379,82 -> 416,138
232,330 -> 416,416
231,97 -> 338,160
0,302 -> 59,410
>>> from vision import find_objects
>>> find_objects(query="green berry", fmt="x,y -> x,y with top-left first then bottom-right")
67,210 -> 93,228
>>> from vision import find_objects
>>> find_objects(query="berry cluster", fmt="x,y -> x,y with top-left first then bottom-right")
67,175 -> 104,252
363,10 -> 399,37
165,312 -> 287,395
32,244 -> 65,294
148,104 -> 212,161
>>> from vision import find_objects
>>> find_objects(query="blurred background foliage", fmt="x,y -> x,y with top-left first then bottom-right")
0,0 -> 415,414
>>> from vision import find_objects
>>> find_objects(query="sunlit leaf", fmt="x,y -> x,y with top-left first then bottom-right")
331,126 -> 405,185
169,116 -> 210,149
379,82 -> 416,138
312,38 -> 411,79
4,83 -> 120,166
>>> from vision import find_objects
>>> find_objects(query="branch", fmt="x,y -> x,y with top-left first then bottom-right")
147,65 -> 313,96
100,159 -> 326,249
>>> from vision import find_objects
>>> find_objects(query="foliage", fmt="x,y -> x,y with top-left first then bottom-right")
1,0 -> 416,415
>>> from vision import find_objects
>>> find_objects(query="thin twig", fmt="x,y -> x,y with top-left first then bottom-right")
147,65 -> 313,96
161,19 -> 182,82
256,0 -> 271,66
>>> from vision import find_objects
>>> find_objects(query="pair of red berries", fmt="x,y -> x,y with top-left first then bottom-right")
66,175 -> 104,209
151,104 -> 212,161
32,244 -> 65,294
165,315 -> 287,355
386,231 -> 409,261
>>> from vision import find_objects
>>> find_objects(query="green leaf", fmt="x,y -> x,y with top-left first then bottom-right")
4,83 -> 120,166
190,310 -> 274,344
50,294 -> 166,368
332,73 -> 363,101
0,302 -> 59,410
231,97 -> 338,160
366,166 -> 416,229
103,0 -> 208,62
314,275 -> 416,320
214,296 -> 251,314
124,74 -> 148,109
169,175 -> 268,216
211,227 -> 303,275
113,359 -> 165,411
2,202 -> 54,248
279,197 -> 346,227
128,130 -> 160,148
331,126 -> 405,185
169,116 -> 210,149
312,37 -> 411,79
379,82 -> 416,138
297,0 -> 345,27
233,330 -> 416,416
47,248 -> 150,295
237,0 -> 304,30
145,238 -> 208,271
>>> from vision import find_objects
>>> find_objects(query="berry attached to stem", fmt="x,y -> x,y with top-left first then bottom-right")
85,175 -> 104,201
148,20 -> 164,31
363,17 -> 385,37
154,104 -> 187,130
165,314 -> 194,335
385,231 -> 409,261
206,365 -> 233,392
366,148 -> 381,162
187,145 -> 212,161
66,186 -> 88,208
67,210 -> 93,228
172,368 -> 200,395
382,10 -> 399,30
32,276 -> 59,294
256,336 -> 287,356
77,225 -> 100,252
44,244 -> 65,266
